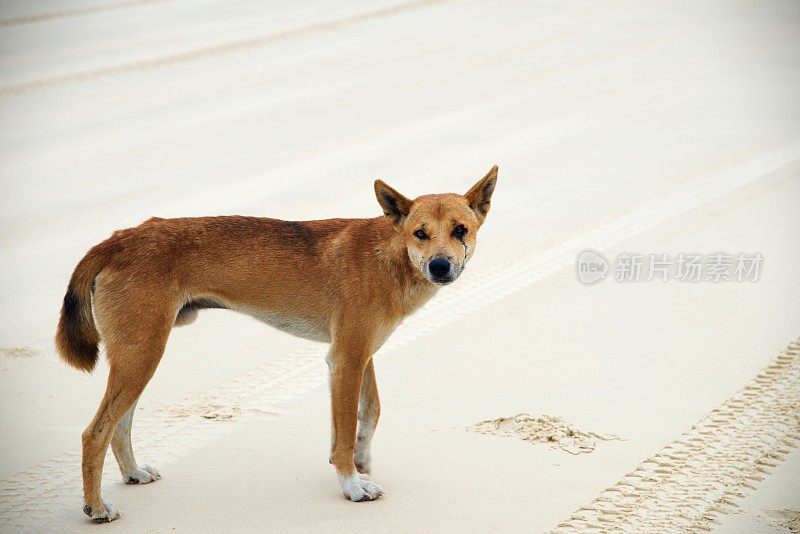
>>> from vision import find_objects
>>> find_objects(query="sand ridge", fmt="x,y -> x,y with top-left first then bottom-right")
469,414 -> 622,455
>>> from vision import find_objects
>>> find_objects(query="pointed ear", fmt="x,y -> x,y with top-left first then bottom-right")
374,179 -> 413,226
464,165 -> 498,221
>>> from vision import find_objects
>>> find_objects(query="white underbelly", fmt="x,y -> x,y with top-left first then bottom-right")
239,307 -> 331,343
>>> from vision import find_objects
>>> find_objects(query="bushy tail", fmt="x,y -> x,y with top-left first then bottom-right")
55,244 -> 110,372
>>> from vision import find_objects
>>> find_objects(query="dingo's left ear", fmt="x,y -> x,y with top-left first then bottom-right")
465,165 -> 498,222
375,179 -> 413,226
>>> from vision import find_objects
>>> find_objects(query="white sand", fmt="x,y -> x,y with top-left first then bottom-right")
1,1 -> 799,532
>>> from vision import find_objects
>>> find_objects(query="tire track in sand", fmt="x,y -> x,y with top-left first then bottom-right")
551,339 -> 800,534
0,0 -> 176,28
0,0 -> 449,97
1,142 -> 799,529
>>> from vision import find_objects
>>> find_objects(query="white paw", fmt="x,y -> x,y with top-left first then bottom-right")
338,473 -> 383,502
83,498 -> 119,523
124,464 -> 160,484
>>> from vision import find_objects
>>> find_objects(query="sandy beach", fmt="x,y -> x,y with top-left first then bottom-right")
1,1 -> 799,532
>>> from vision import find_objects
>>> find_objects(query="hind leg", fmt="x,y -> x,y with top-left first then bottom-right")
354,358 -> 380,474
82,329 -> 169,523
111,400 -> 161,484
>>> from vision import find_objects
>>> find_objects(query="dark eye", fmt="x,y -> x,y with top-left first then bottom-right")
452,224 -> 468,240
413,229 -> 429,240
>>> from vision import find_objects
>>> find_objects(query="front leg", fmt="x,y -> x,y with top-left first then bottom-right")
355,358 -> 380,474
327,343 -> 383,502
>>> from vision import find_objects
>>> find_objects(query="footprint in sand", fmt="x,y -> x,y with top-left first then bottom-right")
468,413 -> 622,455
0,346 -> 38,358
757,509 -> 800,533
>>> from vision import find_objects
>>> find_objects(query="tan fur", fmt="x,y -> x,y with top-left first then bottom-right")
55,165 -> 498,521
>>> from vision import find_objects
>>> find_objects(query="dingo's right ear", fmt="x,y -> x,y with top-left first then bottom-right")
374,180 -> 412,226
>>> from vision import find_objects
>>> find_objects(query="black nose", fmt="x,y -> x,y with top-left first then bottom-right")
428,258 -> 451,278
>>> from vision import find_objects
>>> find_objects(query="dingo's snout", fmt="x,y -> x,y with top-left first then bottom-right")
426,256 -> 457,285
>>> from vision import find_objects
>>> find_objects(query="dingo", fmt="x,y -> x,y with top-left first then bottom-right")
56,166 -> 498,522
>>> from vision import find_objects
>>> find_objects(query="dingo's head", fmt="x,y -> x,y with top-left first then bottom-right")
374,165 -> 497,285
